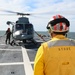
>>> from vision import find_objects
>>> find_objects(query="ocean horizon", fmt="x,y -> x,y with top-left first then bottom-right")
0,31 -> 75,40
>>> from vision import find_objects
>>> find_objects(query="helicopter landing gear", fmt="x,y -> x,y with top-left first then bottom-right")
30,39 -> 37,45
23,39 -> 26,43
10,40 -> 20,46
23,39 -> 37,45
23,39 -> 41,49
10,40 -> 15,46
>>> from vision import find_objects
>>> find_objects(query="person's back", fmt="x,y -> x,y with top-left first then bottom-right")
6,30 -> 11,38
41,38 -> 75,75
34,14 -> 75,75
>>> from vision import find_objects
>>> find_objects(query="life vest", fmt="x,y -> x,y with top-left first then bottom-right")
43,40 -> 75,75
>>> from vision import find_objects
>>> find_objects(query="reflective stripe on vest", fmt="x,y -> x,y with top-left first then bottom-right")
48,40 -> 75,47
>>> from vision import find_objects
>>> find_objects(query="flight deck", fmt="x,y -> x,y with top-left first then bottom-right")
0,36 -> 42,75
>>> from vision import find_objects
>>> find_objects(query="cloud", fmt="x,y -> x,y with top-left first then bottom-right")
0,0 -> 75,31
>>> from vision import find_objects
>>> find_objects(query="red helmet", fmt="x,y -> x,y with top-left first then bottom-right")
47,14 -> 70,33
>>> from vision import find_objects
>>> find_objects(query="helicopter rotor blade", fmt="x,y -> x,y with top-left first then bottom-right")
0,9 -> 18,14
0,14 -> 16,16
0,9 -> 75,17
0,9 -> 60,16
0,9 -> 32,16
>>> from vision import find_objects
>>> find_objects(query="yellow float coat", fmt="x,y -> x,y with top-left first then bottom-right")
34,35 -> 75,75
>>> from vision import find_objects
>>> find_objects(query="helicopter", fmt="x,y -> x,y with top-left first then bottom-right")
7,15 -> 34,44
0,10 -> 46,45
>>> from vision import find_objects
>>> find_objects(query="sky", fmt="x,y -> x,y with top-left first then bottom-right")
0,0 -> 75,32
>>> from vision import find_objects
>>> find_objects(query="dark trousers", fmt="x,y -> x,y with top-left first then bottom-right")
5,37 -> 10,44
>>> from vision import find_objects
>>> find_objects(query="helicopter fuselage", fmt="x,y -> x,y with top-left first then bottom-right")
12,23 -> 34,40
11,17 -> 34,42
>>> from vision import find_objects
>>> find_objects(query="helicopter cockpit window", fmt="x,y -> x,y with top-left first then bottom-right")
25,24 -> 33,34
25,24 -> 33,28
16,24 -> 23,30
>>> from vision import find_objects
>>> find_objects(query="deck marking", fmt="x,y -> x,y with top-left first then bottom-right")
0,44 -> 6,45
0,62 -> 23,66
30,61 -> 34,64
0,62 -> 34,65
26,49 -> 37,51
0,49 -> 21,51
21,46 -> 33,75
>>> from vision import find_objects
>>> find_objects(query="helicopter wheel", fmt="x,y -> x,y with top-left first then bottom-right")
23,39 -> 26,43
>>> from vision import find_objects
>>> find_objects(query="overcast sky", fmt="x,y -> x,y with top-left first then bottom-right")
0,0 -> 75,32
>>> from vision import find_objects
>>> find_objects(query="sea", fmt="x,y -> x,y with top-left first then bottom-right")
34,31 -> 75,40
0,31 -> 75,41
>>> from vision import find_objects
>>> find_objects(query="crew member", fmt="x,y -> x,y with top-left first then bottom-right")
34,14 -> 75,75
5,28 -> 12,44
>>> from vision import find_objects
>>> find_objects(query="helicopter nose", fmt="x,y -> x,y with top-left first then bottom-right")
15,31 -> 20,35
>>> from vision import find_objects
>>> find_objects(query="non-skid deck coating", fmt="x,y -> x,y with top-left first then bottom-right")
0,35 -> 75,75
0,45 -> 26,75
0,35 -> 50,75
0,36 -> 41,75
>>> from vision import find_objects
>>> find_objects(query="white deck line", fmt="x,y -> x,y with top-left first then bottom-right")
0,62 -> 34,66
26,49 -> 37,51
21,46 -> 33,75
0,49 -> 21,51
0,44 -> 6,45
0,62 -> 23,66
30,61 -> 34,64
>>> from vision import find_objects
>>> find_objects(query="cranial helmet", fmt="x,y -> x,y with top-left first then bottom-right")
46,14 -> 70,33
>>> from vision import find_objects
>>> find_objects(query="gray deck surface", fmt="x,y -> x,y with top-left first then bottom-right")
0,36 -> 48,75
